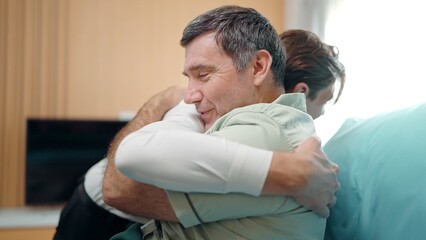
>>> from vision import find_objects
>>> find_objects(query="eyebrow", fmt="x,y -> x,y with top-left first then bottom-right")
182,65 -> 216,77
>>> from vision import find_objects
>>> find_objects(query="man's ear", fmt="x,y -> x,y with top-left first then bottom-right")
293,82 -> 310,97
253,50 -> 273,86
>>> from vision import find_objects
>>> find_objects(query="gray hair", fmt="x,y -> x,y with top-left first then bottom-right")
180,5 -> 286,86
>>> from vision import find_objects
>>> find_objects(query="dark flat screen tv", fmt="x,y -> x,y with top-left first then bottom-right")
25,118 -> 127,206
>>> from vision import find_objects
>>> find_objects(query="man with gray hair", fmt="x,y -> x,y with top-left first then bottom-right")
106,5 -> 337,239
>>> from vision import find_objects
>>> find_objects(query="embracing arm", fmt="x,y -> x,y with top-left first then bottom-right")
263,137 -> 339,217
116,130 -> 272,196
104,86 -> 337,225
163,137 -> 338,228
102,86 -> 184,222
116,119 -> 338,218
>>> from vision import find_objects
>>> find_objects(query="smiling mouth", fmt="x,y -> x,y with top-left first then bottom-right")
199,109 -> 212,120
200,110 -> 209,117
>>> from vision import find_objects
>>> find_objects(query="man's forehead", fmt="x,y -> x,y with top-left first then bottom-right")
182,39 -> 233,75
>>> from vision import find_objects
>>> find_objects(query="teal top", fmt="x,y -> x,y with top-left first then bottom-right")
161,93 -> 325,239
324,103 -> 426,240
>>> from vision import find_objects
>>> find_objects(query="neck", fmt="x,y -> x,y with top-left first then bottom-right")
258,83 -> 285,103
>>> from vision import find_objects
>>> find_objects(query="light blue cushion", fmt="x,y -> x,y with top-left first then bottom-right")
324,103 -> 426,240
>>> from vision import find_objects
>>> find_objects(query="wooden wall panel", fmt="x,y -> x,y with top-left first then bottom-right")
0,0 -> 284,207
0,0 -> 69,207
0,0 -> 8,206
1,0 -> 27,207
65,0 -> 285,119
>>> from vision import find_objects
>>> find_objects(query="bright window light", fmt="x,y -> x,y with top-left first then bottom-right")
315,0 -> 426,143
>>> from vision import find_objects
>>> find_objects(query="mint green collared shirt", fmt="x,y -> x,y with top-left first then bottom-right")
161,94 -> 325,240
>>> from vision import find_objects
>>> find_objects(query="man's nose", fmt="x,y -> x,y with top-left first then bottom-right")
184,82 -> 203,104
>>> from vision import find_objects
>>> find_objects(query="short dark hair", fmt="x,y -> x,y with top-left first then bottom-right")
180,5 -> 286,86
280,29 -> 346,103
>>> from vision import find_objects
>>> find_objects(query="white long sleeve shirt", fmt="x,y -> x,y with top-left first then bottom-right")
84,101 -> 272,223
115,100 -> 273,196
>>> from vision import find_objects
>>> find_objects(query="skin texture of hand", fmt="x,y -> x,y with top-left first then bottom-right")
102,86 -> 185,222
262,137 -> 339,218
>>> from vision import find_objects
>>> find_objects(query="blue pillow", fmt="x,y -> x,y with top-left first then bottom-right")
324,103 -> 426,240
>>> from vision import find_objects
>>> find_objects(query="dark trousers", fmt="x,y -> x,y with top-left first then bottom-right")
53,183 -> 135,240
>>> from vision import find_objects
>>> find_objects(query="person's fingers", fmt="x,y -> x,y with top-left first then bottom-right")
336,181 -> 341,193
295,136 -> 321,153
328,195 -> 337,208
331,162 -> 339,173
310,136 -> 322,145
316,206 -> 330,218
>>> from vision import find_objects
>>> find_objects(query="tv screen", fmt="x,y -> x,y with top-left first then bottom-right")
25,119 -> 127,206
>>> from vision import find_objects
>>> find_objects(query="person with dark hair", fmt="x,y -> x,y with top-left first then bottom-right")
281,29 -> 345,119
106,6 -> 337,239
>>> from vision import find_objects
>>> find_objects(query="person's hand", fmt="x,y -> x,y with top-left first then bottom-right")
134,85 -> 185,121
291,137 -> 339,217
263,137 -> 339,218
